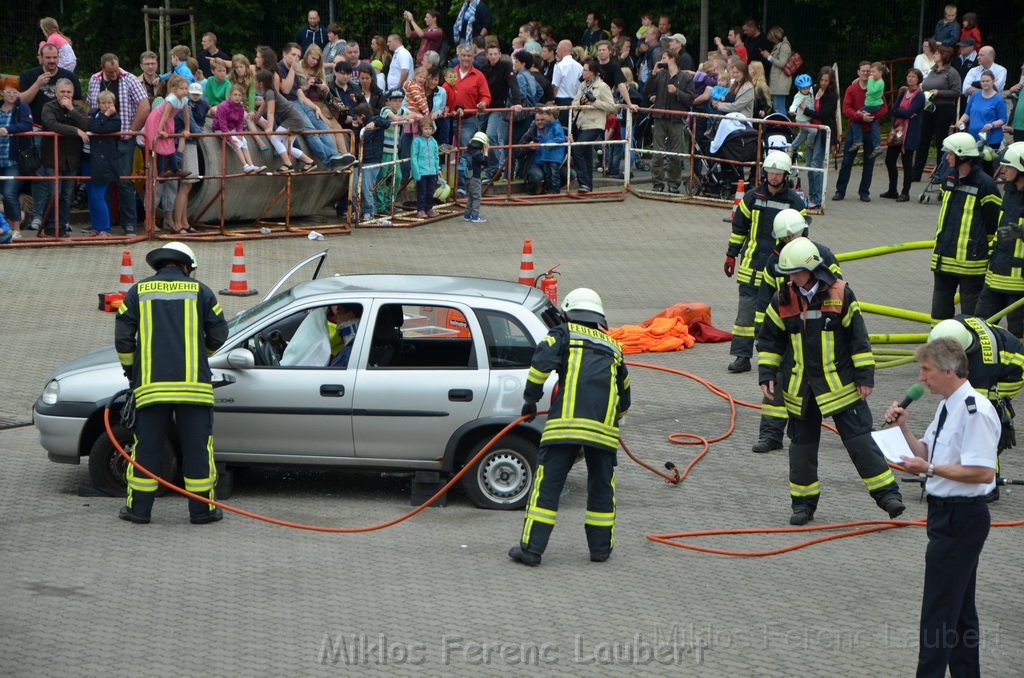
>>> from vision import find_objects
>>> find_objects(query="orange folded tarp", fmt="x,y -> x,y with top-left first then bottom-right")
608,302 -> 731,354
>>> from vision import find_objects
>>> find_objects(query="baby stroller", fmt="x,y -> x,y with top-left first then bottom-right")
761,112 -> 802,190
696,114 -> 760,198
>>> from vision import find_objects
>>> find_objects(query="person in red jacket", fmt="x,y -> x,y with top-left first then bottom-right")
833,61 -> 888,202
451,43 -> 491,191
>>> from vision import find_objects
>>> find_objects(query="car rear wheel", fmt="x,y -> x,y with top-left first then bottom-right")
88,424 -> 178,498
460,433 -> 536,510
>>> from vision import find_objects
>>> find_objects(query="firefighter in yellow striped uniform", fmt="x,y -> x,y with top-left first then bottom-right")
723,151 -> 807,374
757,238 -> 905,525
751,209 -> 843,454
930,132 -> 1002,321
114,243 -> 228,524
976,142 -> 1024,337
509,288 -> 630,566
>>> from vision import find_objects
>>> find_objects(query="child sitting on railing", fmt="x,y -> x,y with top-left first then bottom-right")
213,85 -> 265,173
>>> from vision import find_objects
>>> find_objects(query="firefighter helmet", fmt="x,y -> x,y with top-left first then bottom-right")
434,177 -> 452,201
941,132 -> 980,158
928,319 -> 974,350
776,237 -> 822,274
470,131 -> 490,147
1000,142 -> 1024,172
146,242 -> 198,271
561,287 -> 606,324
773,208 -> 809,240
762,150 -> 792,175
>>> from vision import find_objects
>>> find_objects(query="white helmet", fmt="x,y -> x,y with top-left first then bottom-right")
762,150 -> 792,175
941,132 -> 980,159
773,208 -> 808,240
928,319 -> 974,350
146,241 -> 198,271
776,237 -> 822,274
1000,142 -> 1024,173
561,287 -> 606,324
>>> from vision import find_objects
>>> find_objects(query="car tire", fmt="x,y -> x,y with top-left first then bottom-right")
88,424 -> 178,498
460,433 -> 536,510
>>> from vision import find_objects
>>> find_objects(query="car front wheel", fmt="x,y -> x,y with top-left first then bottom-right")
460,433 -> 536,510
88,424 -> 178,497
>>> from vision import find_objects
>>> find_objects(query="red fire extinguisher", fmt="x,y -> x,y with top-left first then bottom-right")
535,265 -> 560,304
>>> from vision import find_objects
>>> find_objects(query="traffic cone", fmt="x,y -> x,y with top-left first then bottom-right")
118,249 -> 135,293
518,239 -> 535,286
220,241 -> 258,297
723,179 -> 745,223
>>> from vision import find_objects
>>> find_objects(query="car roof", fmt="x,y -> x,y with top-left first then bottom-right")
293,274 -> 540,305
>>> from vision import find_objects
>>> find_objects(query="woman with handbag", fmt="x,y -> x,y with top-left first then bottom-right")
882,68 -> 926,202
913,45 -> 961,181
0,76 -> 34,239
762,26 -> 793,115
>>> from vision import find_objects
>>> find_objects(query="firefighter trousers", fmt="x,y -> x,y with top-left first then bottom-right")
520,444 -> 617,558
730,281 -> 759,358
127,403 -> 217,518
931,272 -> 984,320
787,397 -> 901,511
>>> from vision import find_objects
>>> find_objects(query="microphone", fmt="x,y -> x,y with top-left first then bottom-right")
885,383 -> 925,424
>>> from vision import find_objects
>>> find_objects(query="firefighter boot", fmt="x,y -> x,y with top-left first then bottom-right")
789,496 -> 818,525
508,546 -> 542,566
752,414 -> 786,453
788,443 -> 820,524
120,490 -> 154,523
845,433 -> 906,518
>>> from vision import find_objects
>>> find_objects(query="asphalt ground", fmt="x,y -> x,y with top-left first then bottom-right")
2,166 -> 1023,676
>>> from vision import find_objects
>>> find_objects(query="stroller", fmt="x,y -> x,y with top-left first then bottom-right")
696,114 -> 760,198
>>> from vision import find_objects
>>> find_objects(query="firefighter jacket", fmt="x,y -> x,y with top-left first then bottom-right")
932,164 -> 1001,277
727,184 -> 807,286
525,322 -> 631,452
757,276 -> 874,418
754,241 -> 843,333
115,267 -> 228,408
985,181 -> 1024,293
954,314 -> 1024,400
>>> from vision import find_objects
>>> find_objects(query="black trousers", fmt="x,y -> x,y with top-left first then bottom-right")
884,144 -> 914,197
918,500 -> 990,678
520,443 -> 617,557
730,281 -> 758,358
975,287 -> 1024,338
788,396 -> 899,508
128,403 -> 217,518
932,271 -> 984,320
913,104 -> 957,182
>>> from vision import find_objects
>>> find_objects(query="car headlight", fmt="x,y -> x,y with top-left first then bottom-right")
41,380 -> 61,405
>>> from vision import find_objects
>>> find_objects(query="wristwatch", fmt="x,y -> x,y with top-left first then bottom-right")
925,463 -> 935,478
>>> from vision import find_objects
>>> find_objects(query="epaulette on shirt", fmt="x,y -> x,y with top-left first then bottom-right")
965,396 -> 977,414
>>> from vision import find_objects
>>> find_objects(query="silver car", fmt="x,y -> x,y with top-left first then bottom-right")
34,252 -> 561,509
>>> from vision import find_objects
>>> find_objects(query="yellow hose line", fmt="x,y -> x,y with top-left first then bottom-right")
876,356 -> 918,369
836,240 -> 935,262
872,348 -> 916,356
860,302 -> 935,324
868,333 -> 930,344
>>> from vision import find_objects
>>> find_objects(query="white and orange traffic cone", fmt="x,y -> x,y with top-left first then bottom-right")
723,178 -> 745,223
220,241 -> 258,297
518,239 -> 535,286
118,249 -> 135,293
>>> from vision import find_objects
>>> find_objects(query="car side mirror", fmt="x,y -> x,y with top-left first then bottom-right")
210,348 -> 256,370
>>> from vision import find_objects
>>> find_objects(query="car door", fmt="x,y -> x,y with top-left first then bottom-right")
212,299 -> 366,462
350,300 -> 490,463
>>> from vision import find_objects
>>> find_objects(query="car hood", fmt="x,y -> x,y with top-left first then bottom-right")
49,345 -> 120,380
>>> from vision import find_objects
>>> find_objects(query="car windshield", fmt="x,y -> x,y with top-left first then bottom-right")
227,290 -> 295,337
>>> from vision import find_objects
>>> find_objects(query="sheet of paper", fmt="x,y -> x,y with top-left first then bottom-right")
871,426 -> 915,465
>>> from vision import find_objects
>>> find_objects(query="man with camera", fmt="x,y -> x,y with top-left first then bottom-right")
643,51 -> 694,193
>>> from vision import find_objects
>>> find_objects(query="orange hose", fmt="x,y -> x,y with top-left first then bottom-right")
104,407 -> 530,532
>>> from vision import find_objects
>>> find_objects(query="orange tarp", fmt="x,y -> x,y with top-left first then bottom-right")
608,316 -> 697,354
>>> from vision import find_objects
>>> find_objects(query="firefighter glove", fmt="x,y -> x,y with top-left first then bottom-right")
723,256 -> 736,277
997,224 -> 1024,243
521,402 -> 537,423
122,365 -> 134,384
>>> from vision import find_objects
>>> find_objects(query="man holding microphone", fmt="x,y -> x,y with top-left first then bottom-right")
885,338 -> 998,677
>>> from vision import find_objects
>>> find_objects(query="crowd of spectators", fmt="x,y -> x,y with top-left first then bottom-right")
1,4 -> 1022,238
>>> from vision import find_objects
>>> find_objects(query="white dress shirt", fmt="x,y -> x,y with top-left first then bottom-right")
919,380 -> 998,497
961,62 -> 1007,93
552,54 -> 583,100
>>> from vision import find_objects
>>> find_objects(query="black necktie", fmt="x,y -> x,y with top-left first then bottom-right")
930,404 -> 948,463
